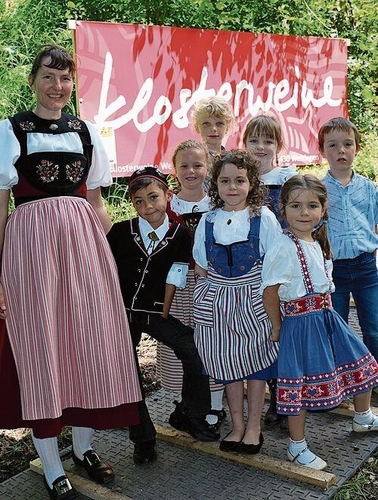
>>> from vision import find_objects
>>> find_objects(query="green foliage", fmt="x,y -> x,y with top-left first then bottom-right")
0,0 -> 74,118
102,180 -> 136,223
354,131 -> 378,181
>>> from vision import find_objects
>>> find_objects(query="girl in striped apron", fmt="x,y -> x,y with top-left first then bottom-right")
193,150 -> 282,455
157,139 -> 226,430
262,174 -> 378,470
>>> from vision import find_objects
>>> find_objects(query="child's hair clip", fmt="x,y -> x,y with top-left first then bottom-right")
312,219 -> 327,232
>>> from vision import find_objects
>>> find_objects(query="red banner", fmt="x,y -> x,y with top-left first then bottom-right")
73,21 -> 348,176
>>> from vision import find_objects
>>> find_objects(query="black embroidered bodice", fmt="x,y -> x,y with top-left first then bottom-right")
9,111 -> 93,206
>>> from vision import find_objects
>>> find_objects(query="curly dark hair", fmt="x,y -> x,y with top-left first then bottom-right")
208,149 -> 265,214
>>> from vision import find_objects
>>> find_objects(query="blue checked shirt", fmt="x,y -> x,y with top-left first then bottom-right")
322,170 -> 378,260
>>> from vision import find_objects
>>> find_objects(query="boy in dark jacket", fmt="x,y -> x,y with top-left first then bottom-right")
107,167 -> 219,466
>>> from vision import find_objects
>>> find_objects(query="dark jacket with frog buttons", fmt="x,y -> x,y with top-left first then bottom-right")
107,217 -> 191,315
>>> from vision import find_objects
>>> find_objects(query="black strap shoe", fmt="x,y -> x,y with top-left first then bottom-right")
133,439 -> 158,465
207,408 -> 227,430
72,449 -> 114,484
44,475 -> 78,500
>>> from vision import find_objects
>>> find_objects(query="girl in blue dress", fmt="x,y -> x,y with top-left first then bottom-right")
261,174 -> 378,470
193,150 -> 281,455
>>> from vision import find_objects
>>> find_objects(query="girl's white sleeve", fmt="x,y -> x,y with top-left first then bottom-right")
85,121 -> 113,189
0,119 -> 20,189
192,214 -> 208,269
260,238 -> 294,294
259,206 -> 282,256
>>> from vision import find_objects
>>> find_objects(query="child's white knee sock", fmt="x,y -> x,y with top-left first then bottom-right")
206,389 -> 224,425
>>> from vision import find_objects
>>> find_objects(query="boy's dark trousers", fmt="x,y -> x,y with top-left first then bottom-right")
127,312 -> 211,444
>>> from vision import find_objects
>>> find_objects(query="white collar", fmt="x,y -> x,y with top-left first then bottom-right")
138,215 -> 169,253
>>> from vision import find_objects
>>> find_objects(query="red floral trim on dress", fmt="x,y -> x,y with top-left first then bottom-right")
66,160 -> 84,183
36,160 -> 59,183
277,353 -> 378,414
284,293 -> 332,316
284,230 -> 314,293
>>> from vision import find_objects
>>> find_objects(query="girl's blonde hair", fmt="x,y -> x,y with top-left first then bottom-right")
172,139 -> 212,171
192,96 -> 236,133
209,149 -> 265,214
280,174 -> 332,259
242,115 -> 283,152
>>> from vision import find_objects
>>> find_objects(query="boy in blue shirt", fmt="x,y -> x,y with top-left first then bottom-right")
107,167 -> 218,466
320,117 -> 378,361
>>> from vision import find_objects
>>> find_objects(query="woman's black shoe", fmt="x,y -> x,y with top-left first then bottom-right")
44,475 -> 78,500
72,449 -> 114,484
236,432 -> 264,455
219,431 -> 241,452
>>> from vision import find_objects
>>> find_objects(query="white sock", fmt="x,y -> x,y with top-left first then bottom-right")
206,389 -> 225,425
31,430 -> 65,488
210,389 -> 224,411
354,409 -> 374,425
288,438 -> 317,464
72,427 -> 94,460
288,438 -> 307,455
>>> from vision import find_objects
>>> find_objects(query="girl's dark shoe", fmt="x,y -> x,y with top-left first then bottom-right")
208,408 -> 227,430
264,379 -> 284,425
219,431 -> 242,452
236,432 -> 264,455
133,439 -> 158,465
72,449 -> 114,484
44,475 -> 78,500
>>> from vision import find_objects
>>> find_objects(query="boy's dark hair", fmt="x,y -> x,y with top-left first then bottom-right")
318,117 -> 360,151
280,174 -> 332,260
242,115 -> 283,152
128,166 -> 169,196
30,45 -> 75,84
209,149 -> 265,214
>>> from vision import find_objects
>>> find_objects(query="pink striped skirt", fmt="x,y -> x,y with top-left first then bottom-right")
1,197 -> 141,425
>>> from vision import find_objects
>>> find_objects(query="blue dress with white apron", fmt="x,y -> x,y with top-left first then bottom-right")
193,213 -> 279,383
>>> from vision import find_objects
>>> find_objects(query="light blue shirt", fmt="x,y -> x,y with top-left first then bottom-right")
322,170 -> 378,259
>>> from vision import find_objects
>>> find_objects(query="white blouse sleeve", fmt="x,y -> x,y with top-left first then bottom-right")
259,206 -> 282,256
0,119 -> 20,189
193,213 -> 208,269
85,121 -> 113,190
260,236 -> 296,293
